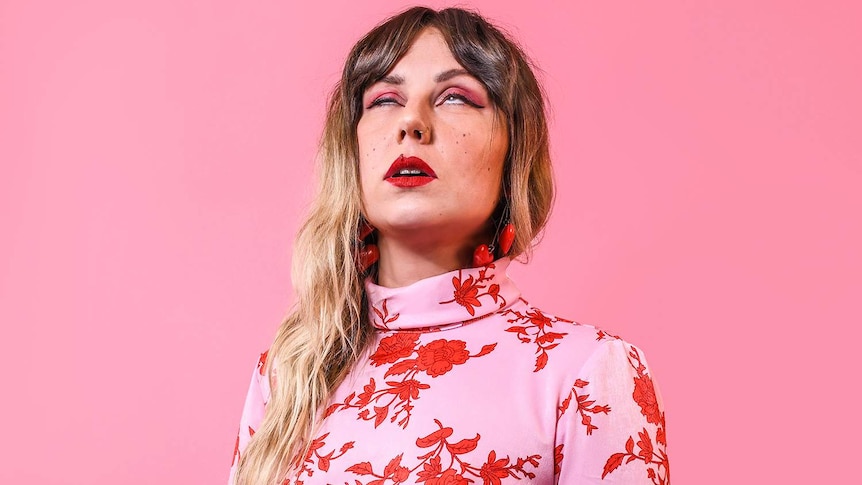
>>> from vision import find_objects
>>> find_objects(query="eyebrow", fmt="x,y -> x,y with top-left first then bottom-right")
376,68 -> 473,86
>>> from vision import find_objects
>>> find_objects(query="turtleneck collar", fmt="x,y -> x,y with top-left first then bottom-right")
364,257 -> 521,332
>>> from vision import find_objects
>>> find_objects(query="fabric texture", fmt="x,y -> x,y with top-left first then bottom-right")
229,258 -> 670,484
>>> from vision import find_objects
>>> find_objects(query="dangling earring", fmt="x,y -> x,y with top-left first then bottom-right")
472,202 -> 515,267
356,218 -> 379,273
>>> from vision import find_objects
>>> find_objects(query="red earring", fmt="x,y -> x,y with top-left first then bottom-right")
499,222 -> 515,255
472,221 -> 516,267
356,220 -> 379,273
472,244 -> 493,267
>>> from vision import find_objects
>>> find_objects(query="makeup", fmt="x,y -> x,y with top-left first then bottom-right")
384,155 -> 437,188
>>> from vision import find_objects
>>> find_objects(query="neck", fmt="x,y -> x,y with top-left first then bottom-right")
375,235 -> 479,288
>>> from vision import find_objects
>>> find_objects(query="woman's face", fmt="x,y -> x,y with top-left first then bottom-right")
357,27 -> 508,250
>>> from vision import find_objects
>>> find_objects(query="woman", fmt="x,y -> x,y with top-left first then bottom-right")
231,6 -> 669,485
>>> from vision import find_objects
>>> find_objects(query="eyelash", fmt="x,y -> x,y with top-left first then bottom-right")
366,92 -> 483,109
367,96 -> 399,108
440,93 -> 483,107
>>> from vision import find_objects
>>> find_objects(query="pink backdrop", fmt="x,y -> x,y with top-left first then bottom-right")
1,0 -> 860,483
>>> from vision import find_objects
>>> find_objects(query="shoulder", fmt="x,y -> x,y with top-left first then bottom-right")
497,299 -> 657,387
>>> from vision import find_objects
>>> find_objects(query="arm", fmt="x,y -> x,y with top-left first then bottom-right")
228,351 -> 270,485
555,339 -> 670,484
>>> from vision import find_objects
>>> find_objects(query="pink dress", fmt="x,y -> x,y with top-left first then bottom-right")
230,258 -> 670,484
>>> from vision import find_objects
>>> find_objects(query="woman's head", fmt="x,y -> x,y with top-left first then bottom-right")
318,6 -> 554,262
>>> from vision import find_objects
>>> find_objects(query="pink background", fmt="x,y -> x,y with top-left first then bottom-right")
1,0 -> 860,483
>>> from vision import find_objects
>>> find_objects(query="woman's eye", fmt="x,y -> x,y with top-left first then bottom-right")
439,92 -> 482,107
367,96 -> 400,108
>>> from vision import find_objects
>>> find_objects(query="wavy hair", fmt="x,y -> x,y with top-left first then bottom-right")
234,6 -> 554,484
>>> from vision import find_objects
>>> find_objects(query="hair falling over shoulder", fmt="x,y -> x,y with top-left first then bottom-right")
233,6 -> 554,484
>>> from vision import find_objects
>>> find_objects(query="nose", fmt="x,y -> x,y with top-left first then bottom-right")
397,107 -> 432,145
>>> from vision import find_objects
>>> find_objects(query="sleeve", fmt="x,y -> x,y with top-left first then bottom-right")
228,351 -> 271,485
554,339 -> 670,484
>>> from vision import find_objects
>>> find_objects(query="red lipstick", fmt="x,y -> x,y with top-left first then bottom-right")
384,155 -> 437,188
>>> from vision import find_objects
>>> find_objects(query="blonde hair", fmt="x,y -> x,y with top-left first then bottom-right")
234,6 -> 554,484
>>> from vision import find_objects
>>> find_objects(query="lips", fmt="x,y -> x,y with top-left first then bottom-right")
384,155 -> 437,188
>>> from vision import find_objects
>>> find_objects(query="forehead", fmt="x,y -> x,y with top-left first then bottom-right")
386,28 -> 464,78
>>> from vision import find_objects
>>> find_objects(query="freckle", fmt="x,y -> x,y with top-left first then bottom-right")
462,133 -> 466,137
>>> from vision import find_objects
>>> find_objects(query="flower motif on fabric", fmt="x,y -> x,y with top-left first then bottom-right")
372,299 -> 400,330
553,378 -> 611,477
325,334 -> 496,429
557,378 -> 611,436
257,350 -> 268,375
595,329 -> 621,342
439,265 -> 506,316
601,346 -> 670,484
231,426 -> 255,467
553,445 -> 564,476
283,432 -> 354,484
502,307 -> 571,371
345,419 -> 541,484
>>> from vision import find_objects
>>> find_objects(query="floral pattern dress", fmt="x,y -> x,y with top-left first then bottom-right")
230,258 -> 669,484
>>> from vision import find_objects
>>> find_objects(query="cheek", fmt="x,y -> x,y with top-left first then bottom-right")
357,115 -> 394,149
357,121 -> 385,181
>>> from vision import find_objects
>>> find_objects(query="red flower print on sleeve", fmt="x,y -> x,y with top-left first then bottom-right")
595,329 -> 621,341
628,347 -> 662,426
231,433 -> 240,466
633,374 -> 661,425
600,345 -> 670,484
602,428 -> 669,484
326,338 -> 496,429
557,378 -> 611,436
502,307 -> 571,372
439,266 -> 506,316
257,350 -> 268,375
345,419 -> 540,485
231,426 -> 255,467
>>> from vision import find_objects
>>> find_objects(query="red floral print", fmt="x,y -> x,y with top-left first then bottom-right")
628,347 -> 662,425
595,329 -> 621,341
231,258 -> 670,485
502,307 -> 571,371
231,433 -> 240,466
425,468 -> 471,485
257,350 -> 268,375
416,339 -> 470,377
371,332 -> 420,366
601,345 -> 670,483
345,419 -> 540,485
553,444 -> 563,476
372,299 -> 400,330
557,378 -> 611,436
633,374 -> 661,425
440,265 -> 506,316
602,428 -> 669,484
326,338 -> 496,429
231,426 -> 255,467
287,432 -> 354,484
